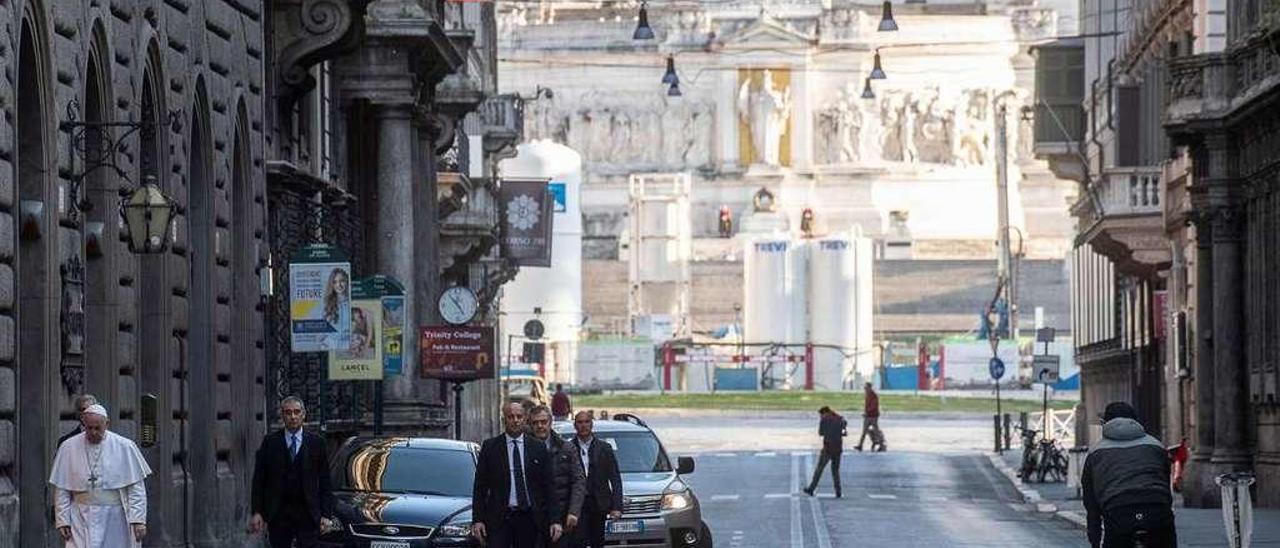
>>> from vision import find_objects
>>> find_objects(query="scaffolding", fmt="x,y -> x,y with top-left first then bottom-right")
627,173 -> 692,339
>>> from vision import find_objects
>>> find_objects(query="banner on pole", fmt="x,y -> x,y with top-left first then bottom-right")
382,295 -> 406,375
499,179 -> 554,267
329,298 -> 384,380
289,245 -> 351,352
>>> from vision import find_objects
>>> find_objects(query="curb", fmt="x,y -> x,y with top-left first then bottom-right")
985,453 -> 1085,530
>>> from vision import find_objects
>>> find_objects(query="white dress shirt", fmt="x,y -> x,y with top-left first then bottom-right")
577,436 -> 594,478
507,434 -> 529,508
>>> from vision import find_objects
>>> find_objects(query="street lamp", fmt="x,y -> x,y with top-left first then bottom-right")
662,55 -> 679,85
878,1 -> 898,32
870,50 -> 887,80
633,1 -> 655,40
861,77 -> 876,99
121,175 -> 177,254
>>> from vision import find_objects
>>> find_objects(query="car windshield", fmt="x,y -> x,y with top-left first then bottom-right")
565,431 -> 672,473
334,444 -> 475,497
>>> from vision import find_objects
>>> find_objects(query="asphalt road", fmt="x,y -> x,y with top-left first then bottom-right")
641,412 -> 1088,547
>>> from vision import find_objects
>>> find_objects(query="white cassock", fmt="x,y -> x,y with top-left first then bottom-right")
49,430 -> 152,548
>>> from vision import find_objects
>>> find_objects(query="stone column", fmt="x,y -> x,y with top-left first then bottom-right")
1186,212 -> 1217,506
1210,204 -> 1250,466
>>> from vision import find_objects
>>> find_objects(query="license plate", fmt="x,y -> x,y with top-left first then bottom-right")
606,520 -> 645,534
370,542 -> 410,548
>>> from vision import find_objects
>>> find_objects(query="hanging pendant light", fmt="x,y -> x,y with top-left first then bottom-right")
662,55 -> 679,85
870,50 -> 886,80
861,77 -> 875,99
878,1 -> 898,32
668,81 -> 683,97
634,1 -> 655,40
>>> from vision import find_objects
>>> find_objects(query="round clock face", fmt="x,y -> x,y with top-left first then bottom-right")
439,286 -> 479,325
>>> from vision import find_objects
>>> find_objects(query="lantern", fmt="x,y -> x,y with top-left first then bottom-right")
121,175 -> 177,254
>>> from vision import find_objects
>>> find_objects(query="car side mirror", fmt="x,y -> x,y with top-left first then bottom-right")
676,456 -> 695,475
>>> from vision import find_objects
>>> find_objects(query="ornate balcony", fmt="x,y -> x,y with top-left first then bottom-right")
480,94 -> 524,160
1075,167 -> 1170,275
1165,26 -> 1280,137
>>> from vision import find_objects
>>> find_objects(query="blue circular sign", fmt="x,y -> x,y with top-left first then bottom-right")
989,357 -> 1006,381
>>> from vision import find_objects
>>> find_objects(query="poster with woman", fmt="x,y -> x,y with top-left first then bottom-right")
330,299 -> 384,380
289,246 -> 352,352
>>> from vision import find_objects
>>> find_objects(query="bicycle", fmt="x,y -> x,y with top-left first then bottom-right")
1018,427 -> 1041,481
1034,436 -> 1069,483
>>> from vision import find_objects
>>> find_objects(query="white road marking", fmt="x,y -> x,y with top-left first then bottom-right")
713,452 -> 736,458
790,452 -> 803,548
791,451 -> 810,456
808,477 -> 834,548
868,494 -> 898,500
922,496 -> 948,502
710,494 -> 741,502
754,451 -> 778,457
764,493 -> 793,499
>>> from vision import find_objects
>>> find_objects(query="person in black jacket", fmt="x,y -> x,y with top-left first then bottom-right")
1082,402 -> 1176,548
571,410 -> 624,548
473,402 -> 554,548
529,405 -> 586,547
57,394 -> 98,447
803,406 -> 847,498
249,396 -> 335,548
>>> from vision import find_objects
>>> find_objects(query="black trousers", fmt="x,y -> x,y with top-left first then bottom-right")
1101,504 -> 1177,548
490,509 -> 539,548
574,499 -> 608,548
267,504 -> 319,548
807,448 -> 842,495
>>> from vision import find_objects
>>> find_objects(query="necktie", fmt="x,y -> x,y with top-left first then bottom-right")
512,440 -> 530,509
289,435 -> 299,459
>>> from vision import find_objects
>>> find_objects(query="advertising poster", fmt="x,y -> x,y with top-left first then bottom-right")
289,247 -> 352,352
330,298 -> 384,380
420,326 -> 496,381
499,179 -> 554,267
382,295 -> 406,375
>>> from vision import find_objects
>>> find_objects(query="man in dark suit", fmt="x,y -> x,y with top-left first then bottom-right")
249,396 -> 335,548
473,402 -> 554,548
529,405 -> 585,547
571,411 -> 624,548
58,394 -> 98,446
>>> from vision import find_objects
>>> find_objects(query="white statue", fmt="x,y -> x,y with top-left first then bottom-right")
737,70 -> 792,166
900,97 -> 919,163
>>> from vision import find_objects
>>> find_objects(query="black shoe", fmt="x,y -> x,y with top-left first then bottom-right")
854,446 -> 863,452
835,491 -> 842,498
803,487 -> 815,496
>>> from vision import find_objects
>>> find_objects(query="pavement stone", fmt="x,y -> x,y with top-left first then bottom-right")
992,449 -> 1280,546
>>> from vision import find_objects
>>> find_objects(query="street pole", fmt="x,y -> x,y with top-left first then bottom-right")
995,378 -> 1002,454
453,382 -> 465,440
995,104 -> 1011,297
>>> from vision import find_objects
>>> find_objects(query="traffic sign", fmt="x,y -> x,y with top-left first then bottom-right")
1033,355 -> 1061,383
989,357 -> 1006,381
1036,327 -> 1057,343
523,319 -> 545,340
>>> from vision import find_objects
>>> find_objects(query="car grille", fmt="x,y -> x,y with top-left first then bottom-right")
349,523 -> 435,540
622,494 -> 663,515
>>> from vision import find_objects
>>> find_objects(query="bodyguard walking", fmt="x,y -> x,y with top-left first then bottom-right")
58,394 -> 98,447
530,405 -> 586,546
803,406 -> 847,498
856,382 -> 884,452
249,396 -> 336,548
473,402 -> 554,548
572,410 -> 624,548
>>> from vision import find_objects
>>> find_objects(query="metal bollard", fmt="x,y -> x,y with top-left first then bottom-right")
994,414 -> 1002,453
1217,472 -> 1256,548
1003,413 -> 1012,451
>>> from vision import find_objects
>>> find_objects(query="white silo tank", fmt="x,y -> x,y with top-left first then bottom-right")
743,236 -> 806,389
808,234 -> 861,390
498,140 -> 583,384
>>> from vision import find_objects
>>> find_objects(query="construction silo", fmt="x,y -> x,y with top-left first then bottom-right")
808,233 -> 875,389
743,236 -> 806,388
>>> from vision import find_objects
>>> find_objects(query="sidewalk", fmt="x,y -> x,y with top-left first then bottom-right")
989,450 -> 1280,546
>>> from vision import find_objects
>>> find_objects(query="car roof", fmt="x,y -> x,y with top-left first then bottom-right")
552,420 -> 651,434
346,436 -> 478,452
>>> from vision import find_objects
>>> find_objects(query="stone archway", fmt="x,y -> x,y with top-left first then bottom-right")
15,11 -> 55,547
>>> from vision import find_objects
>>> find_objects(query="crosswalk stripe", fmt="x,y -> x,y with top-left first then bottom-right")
710,494 -> 741,502
868,494 -> 898,500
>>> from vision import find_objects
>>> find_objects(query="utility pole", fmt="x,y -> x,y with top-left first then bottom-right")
994,104 -> 1017,342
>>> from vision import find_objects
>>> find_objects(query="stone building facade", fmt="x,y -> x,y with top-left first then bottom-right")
0,0 -> 270,545
0,0 -> 516,544
1042,0 -> 1278,506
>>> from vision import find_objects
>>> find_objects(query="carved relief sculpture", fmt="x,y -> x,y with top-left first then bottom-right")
738,70 -> 793,167
816,85 -> 864,164
899,95 -> 919,163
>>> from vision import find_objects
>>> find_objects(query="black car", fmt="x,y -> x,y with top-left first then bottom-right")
320,437 -> 479,547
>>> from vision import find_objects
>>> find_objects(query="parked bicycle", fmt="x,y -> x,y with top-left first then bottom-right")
1018,427 -> 1069,483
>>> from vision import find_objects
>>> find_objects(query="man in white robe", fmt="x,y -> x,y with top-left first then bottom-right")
48,404 -> 152,547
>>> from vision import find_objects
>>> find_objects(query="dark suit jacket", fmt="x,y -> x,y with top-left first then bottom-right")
473,433 -> 553,529
545,435 -> 586,523
572,437 -> 624,513
58,426 -> 83,447
251,429 -> 334,526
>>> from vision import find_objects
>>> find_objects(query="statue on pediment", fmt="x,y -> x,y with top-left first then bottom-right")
738,70 -> 793,166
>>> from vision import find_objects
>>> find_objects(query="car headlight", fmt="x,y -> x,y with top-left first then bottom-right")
662,491 -> 691,510
437,523 -> 472,538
